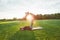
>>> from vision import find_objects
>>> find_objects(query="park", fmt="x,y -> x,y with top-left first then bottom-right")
0,12 -> 60,40
0,0 -> 60,40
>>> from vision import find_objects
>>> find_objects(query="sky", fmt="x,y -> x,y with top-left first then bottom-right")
0,0 -> 60,19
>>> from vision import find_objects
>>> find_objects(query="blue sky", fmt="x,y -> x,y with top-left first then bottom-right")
0,0 -> 60,19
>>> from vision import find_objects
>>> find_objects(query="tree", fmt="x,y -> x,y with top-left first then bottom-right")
13,17 -> 17,20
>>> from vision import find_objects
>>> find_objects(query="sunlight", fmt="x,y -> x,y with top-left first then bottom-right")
26,14 -> 34,22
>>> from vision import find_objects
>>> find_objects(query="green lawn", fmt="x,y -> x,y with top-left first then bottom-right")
0,20 -> 60,40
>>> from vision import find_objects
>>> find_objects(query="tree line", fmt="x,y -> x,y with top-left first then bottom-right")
35,13 -> 60,20
0,12 -> 60,21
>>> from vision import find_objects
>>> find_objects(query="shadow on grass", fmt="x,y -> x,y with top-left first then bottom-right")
9,30 -> 35,40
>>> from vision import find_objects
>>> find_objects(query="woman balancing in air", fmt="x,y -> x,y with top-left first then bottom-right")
20,12 -> 35,30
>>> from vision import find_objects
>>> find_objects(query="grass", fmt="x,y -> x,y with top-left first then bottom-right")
0,19 -> 60,40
